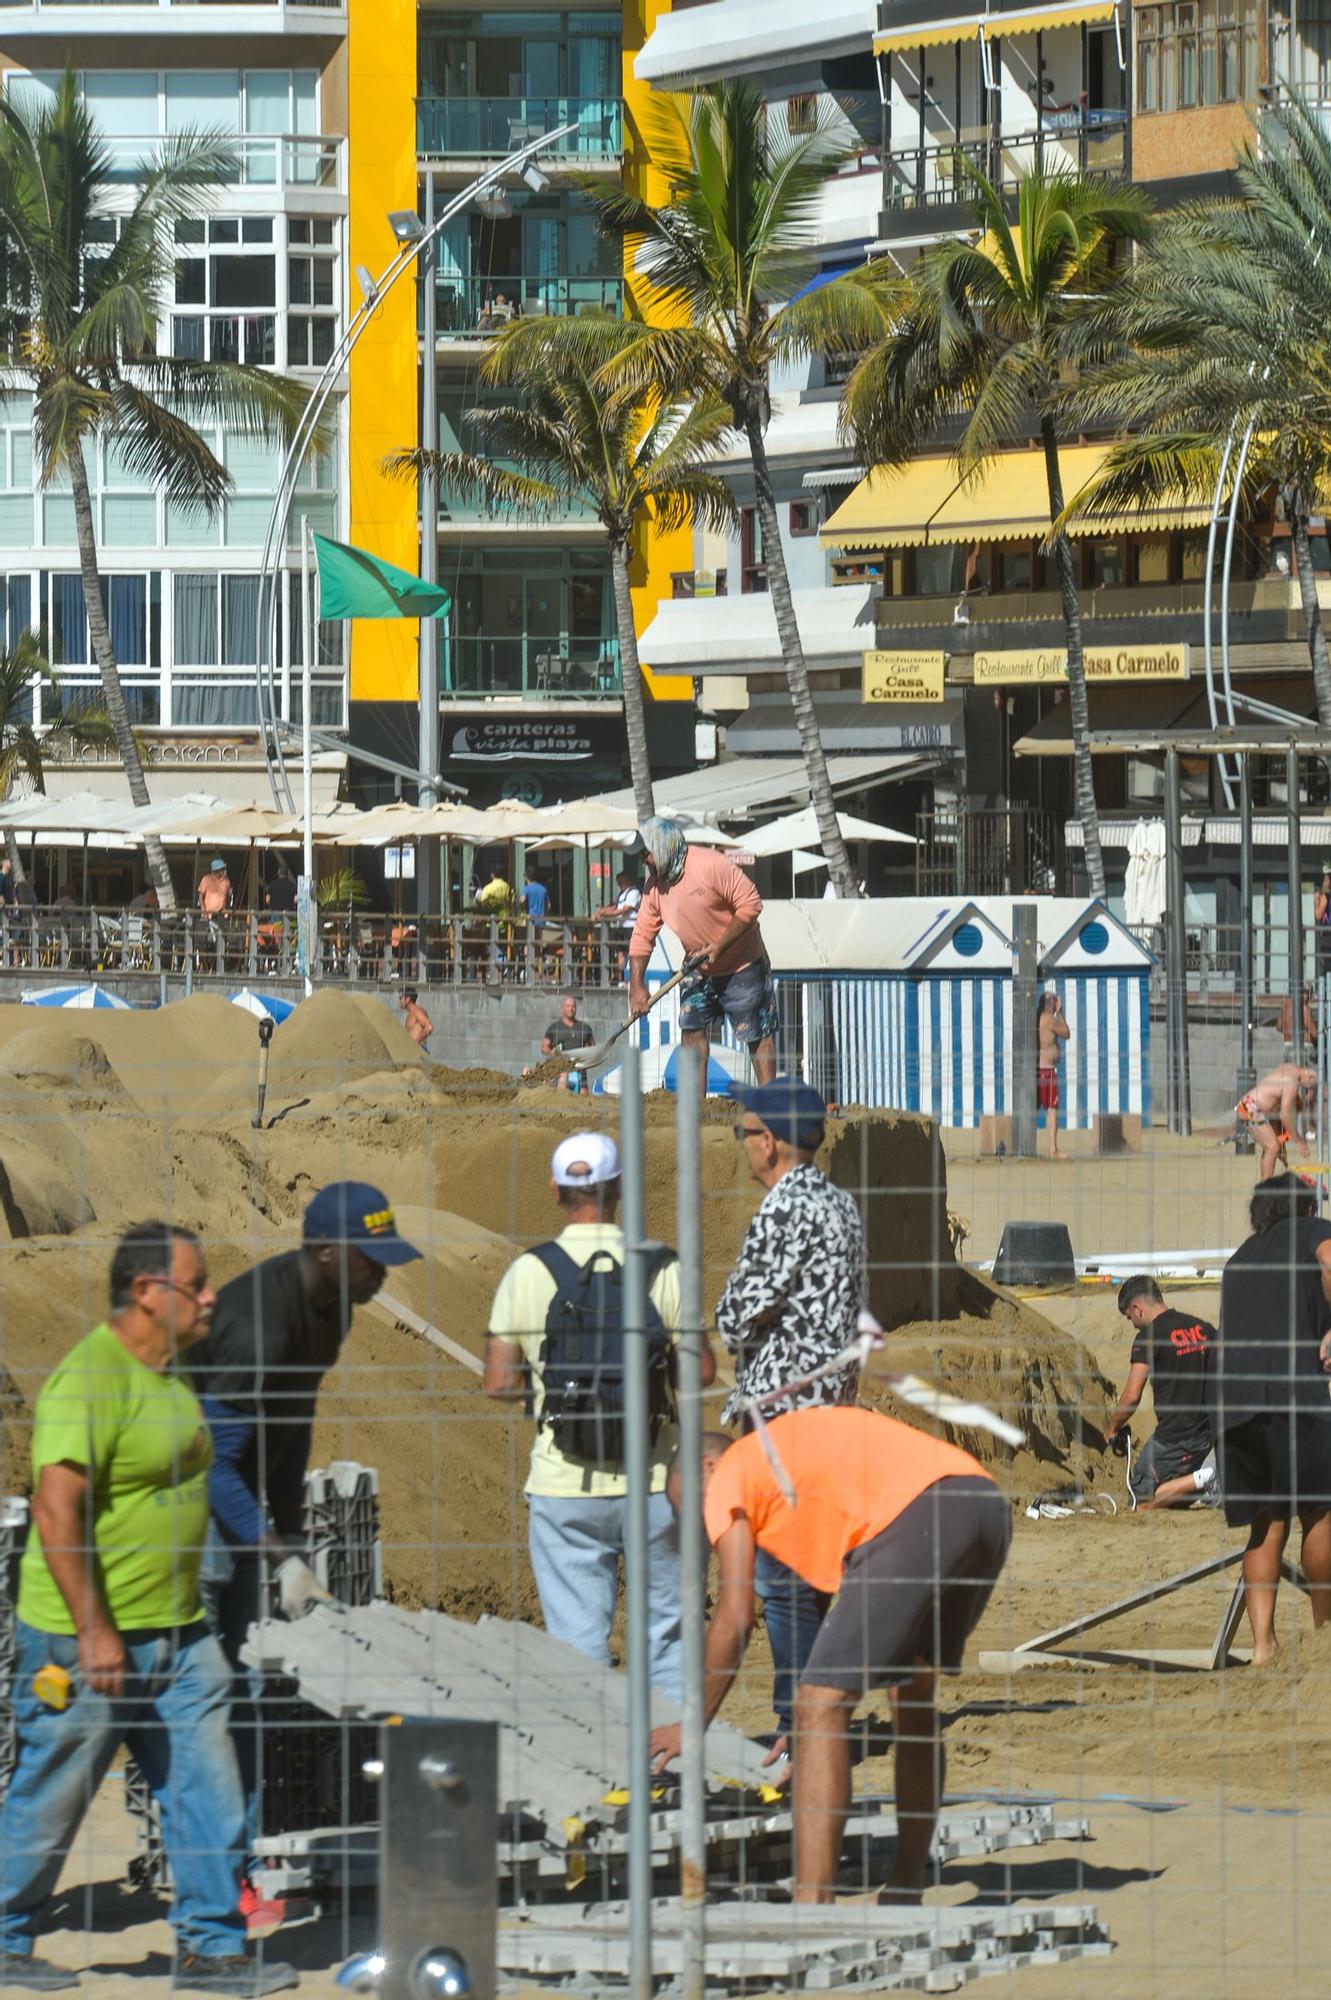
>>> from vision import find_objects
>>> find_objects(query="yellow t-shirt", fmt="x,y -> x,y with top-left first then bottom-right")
488,1223 -> 681,1499
19,1323 -> 213,1635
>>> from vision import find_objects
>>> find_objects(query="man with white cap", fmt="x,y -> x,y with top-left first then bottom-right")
484,1132 -> 714,1697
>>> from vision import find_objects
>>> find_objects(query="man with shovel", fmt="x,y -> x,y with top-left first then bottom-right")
627,817 -> 778,1085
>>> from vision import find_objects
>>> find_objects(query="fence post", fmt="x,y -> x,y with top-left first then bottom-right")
1165,746 -> 1191,1135
618,1042 -> 652,2000
1237,753 -> 1255,1145
1011,905 -> 1038,1157
1288,739 -> 1304,1069
674,1043 -> 706,1999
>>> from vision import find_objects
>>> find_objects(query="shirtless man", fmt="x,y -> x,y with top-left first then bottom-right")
399,988 -> 434,1051
1037,992 -> 1071,1161
1237,1064 -> 1318,1181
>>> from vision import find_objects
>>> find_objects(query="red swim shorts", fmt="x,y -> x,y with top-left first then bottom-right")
1037,1070 -> 1060,1111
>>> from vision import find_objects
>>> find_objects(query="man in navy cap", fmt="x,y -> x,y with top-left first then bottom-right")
189,1183 -> 421,1889
716,1078 -> 865,1768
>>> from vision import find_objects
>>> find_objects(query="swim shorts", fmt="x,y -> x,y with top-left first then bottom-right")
679,956 -> 778,1046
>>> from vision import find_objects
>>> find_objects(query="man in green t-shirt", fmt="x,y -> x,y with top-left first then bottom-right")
0,1223 -> 298,1998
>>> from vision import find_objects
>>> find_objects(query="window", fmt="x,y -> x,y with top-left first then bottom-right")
789,499 -> 817,536
786,94 -> 816,134
287,218 -> 339,369
740,508 -> 767,594
172,572 -> 261,666
173,216 -> 275,366
45,571 -> 156,667
1136,0 -> 1255,112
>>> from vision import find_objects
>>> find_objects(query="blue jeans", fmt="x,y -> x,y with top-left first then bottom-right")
199,1520 -> 264,1854
0,1620 -> 246,1959
527,1490 -> 683,1702
754,1548 -> 831,1739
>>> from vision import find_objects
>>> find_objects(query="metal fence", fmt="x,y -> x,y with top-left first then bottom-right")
0,904 -> 635,989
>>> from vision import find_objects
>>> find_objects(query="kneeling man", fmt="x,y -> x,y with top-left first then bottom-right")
649,1407 -> 1010,1903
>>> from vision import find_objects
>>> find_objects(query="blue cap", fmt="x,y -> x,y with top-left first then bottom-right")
302,1181 -> 422,1265
732,1075 -> 828,1149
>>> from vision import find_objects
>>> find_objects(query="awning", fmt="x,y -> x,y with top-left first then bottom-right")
822,443 -> 1212,550
580,753 -> 939,825
638,585 -> 877,672
788,260 -> 860,305
804,464 -> 865,491
728,692 -> 964,753
636,0 -> 875,85
874,0 -> 1115,54
1017,677 -> 1318,756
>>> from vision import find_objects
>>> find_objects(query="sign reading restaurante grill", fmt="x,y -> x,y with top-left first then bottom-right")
971,644 -> 1190,684
862,650 -> 946,703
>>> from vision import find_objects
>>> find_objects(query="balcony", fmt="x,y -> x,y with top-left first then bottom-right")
445,634 -> 622,699
103,133 -> 342,192
0,0 -> 344,32
886,115 -> 1127,211
416,97 -> 622,162
434,272 -> 623,338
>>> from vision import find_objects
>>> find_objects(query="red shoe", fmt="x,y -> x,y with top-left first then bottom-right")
238,1880 -> 287,1938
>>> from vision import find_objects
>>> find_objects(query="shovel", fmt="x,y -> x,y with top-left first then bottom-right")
252,1016 -> 274,1129
572,965 -> 689,1072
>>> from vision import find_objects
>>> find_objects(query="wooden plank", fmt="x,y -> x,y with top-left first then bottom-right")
374,1291 -> 484,1375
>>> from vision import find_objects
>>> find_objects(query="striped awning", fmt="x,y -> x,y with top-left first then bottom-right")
822,442 -> 1212,550
875,0 -> 1116,57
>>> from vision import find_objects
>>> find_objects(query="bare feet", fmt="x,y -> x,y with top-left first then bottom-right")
1250,1641 -> 1281,1667
1050,1149 -> 1071,1162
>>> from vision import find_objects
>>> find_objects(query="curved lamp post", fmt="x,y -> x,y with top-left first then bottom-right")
254,121 -> 578,813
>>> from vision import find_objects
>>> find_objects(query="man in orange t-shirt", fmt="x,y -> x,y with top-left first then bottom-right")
649,1406 -> 1010,1905
627,817 -> 777,1083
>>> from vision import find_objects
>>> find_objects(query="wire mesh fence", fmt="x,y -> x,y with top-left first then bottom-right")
0,972 -> 1325,1999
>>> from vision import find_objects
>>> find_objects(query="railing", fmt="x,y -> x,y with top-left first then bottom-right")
1127,920 -> 1326,1016
0,905 -> 635,989
886,115 -> 1127,209
103,133 -> 342,190
445,635 -> 621,698
433,272 -> 623,336
915,807 -> 1064,897
416,96 -> 622,160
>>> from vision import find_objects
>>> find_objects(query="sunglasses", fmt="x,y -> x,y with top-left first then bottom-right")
733,1123 -> 765,1142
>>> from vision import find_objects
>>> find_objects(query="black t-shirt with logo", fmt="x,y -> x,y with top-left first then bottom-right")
545,1018 -> 595,1052
1131,1308 -> 1216,1443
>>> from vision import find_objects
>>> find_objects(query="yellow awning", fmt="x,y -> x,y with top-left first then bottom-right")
820,457 -> 968,549
873,20 -> 981,56
821,443 -> 1212,550
876,2 -> 1116,56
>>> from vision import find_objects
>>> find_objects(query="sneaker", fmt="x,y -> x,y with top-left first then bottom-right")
173,1956 -> 299,1996
0,1959 -> 77,1993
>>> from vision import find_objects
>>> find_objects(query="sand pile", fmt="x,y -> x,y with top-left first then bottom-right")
0,1024 -> 123,1097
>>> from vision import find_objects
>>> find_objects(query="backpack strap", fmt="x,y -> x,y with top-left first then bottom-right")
529,1240 -> 587,1293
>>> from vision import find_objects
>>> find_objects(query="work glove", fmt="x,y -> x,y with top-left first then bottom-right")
275,1556 -> 336,1621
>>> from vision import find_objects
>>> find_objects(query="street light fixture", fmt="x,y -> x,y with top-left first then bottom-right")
353,264 -> 379,306
520,163 -> 549,193
388,210 -> 426,243
474,190 -> 512,220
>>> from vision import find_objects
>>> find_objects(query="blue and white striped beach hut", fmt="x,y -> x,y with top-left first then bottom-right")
970,897 -> 1154,1133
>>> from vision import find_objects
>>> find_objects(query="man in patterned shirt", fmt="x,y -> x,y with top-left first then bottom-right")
716,1078 -> 865,1758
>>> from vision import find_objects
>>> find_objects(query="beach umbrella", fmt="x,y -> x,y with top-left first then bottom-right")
229,988 -> 298,1025
20,983 -> 132,1010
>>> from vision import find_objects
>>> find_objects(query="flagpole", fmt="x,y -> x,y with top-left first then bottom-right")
301,514 -> 315,997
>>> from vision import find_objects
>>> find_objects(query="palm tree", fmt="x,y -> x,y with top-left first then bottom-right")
1062,96 -> 1331,727
388,316 -> 737,821
0,72 -> 309,913
840,167 -> 1153,901
576,82 -> 900,898
0,627 -> 119,885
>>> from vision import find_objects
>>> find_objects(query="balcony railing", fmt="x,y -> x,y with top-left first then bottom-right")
445,634 -> 621,699
434,272 -> 623,336
886,115 -> 1127,209
416,96 -> 623,160
103,132 -> 342,190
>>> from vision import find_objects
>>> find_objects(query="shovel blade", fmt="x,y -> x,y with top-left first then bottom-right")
571,1021 -> 629,1071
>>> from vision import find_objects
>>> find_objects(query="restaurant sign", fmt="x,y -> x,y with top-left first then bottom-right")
449,718 -> 602,763
862,650 -> 946,703
972,644 -> 1189,684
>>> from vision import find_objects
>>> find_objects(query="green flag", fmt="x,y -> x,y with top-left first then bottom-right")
313,534 -> 452,620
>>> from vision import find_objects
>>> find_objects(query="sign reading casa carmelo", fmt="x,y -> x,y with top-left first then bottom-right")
862,650 -> 946,703
972,644 -> 1190,684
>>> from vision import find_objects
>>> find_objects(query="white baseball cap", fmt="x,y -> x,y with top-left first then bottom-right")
551,1132 -> 621,1188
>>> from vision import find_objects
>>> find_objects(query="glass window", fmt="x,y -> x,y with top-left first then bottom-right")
173,681 -> 260,726
83,73 -> 156,137
174,573 -> 218,664
222,574 -> 260,665
165,72 -> 240,132
244,72 -> 290,136
213,256 -> 275,308
50,574 -> 87,666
